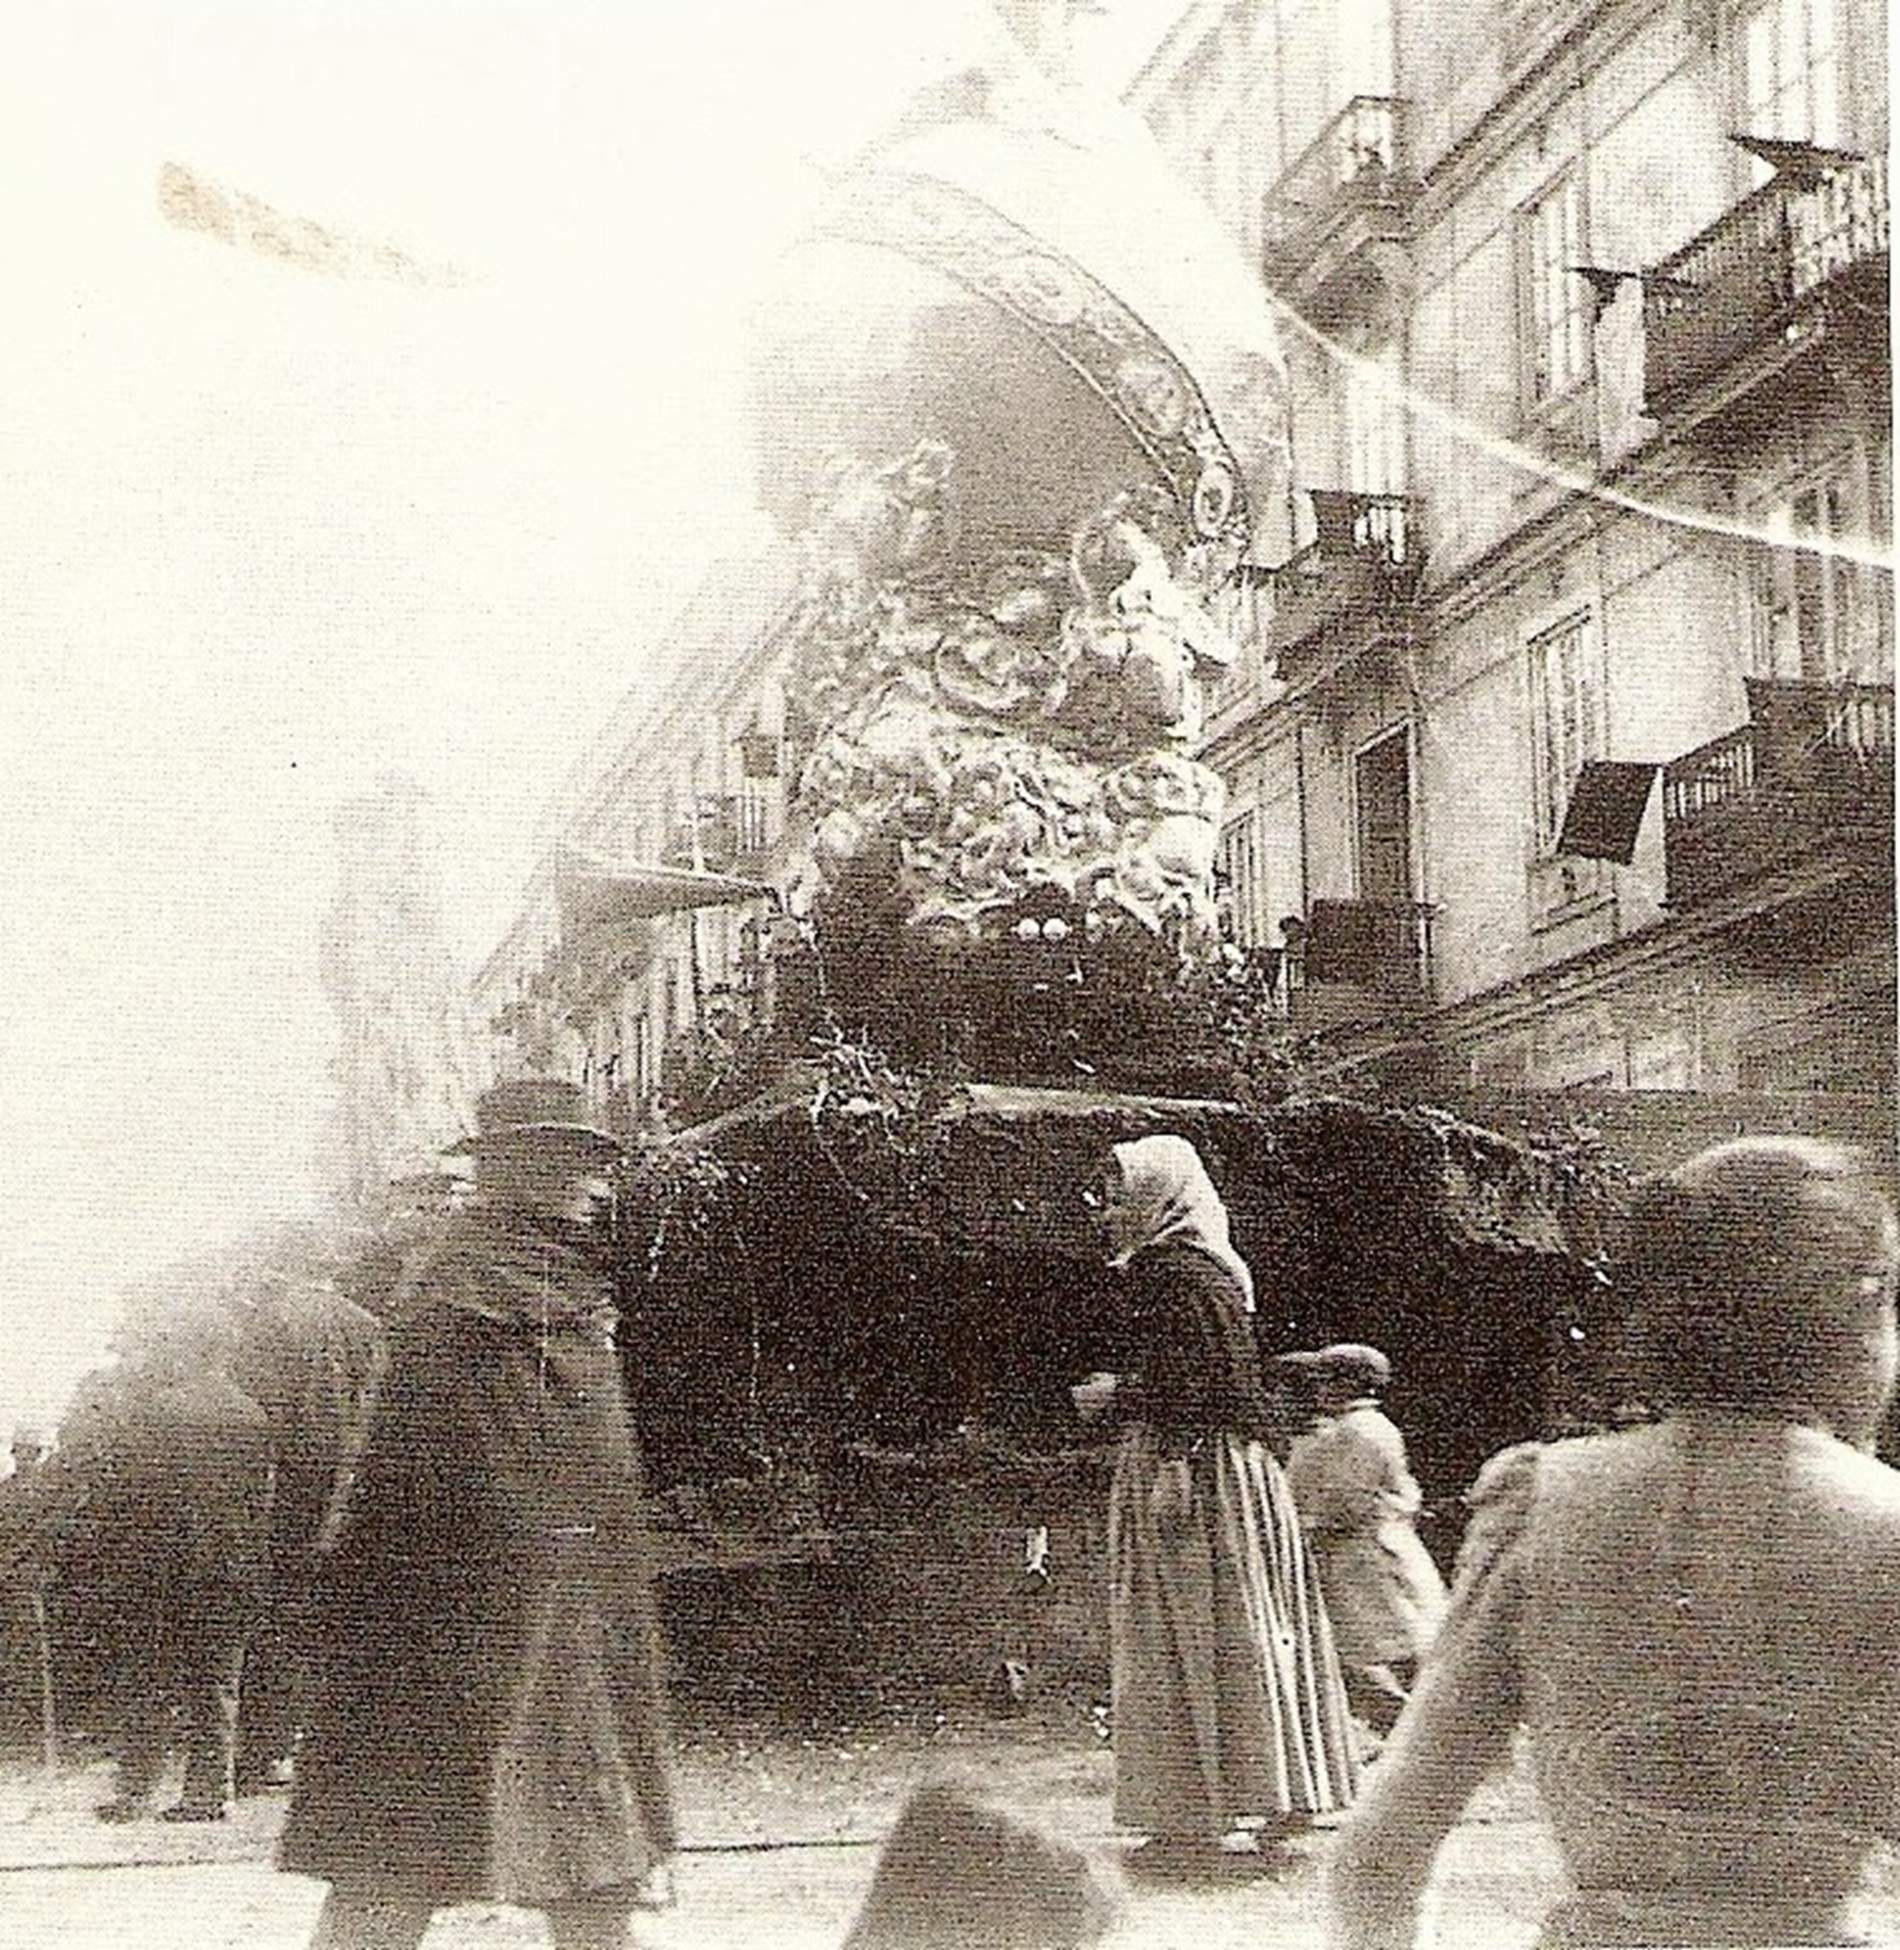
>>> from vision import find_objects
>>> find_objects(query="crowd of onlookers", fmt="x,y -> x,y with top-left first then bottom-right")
0,1201 -> 430,1816
5,1119 -> 1899,1950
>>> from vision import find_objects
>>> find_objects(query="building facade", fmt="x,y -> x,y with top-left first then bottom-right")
473,549 -> 804,1128
320,774 -> 478,1201
1132,0 -> 1893,1102
481,0 -> 1891,1134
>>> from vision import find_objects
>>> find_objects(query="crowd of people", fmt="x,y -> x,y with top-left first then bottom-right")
3,1089 -> 1897,1949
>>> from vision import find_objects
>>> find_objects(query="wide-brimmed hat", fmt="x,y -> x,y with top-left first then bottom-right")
443,1079 -> 624,1157
1309,1343 -> 1393,1388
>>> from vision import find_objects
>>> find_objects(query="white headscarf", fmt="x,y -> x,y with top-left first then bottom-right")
1107,1133 -> 1256,1314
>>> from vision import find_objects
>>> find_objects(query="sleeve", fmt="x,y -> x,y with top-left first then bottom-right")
1328,1441 -> 1541,1950
1365,1412 -> 1425,1520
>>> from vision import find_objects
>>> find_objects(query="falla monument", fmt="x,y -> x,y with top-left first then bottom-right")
749,66 -> 1293,1082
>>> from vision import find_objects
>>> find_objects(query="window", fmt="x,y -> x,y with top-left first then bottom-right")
1742,0 -> 1840,155
1529,613 -> 1607,855
1354,728 -> 1415,902
629,1013 -> 653,1105
1216,809 -> 1266,948
1344,344 -> 1407,497
1519,175 -> 1590,406
1336,0 -> 1395,101
1748,466 -> 1867,678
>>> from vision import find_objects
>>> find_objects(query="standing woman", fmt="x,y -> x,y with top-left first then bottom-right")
1073,1134 -> 1358,1877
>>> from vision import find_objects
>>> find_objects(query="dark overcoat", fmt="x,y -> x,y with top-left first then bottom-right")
278,1210 -> 677,1905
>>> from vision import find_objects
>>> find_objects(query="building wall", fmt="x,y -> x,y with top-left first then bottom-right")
473,551 -> 802,1125
1146,0 -> 1893,1097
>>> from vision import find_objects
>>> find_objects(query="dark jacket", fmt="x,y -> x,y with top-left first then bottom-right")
66,1368 -> 275,1592
235,1281 -> 387,1563
1107,1242 -> 1272,1448
280,1209 -> 676,1905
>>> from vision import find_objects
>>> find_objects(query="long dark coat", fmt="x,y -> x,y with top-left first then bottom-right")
278,1210 -> 677,1905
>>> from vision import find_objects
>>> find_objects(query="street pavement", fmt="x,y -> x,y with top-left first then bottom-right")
0,1722 -> 1601,1950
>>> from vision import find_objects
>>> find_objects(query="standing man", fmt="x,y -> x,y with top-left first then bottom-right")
280,1079 -> 677,1950
92,1315 -> 277,1822
234,1263 -> 389,1789
1284,1343 -> 1447,1740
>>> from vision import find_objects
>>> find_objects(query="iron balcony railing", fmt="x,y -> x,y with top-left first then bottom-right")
1307,488 -> 1415,567
1268,491 -> 1420,662
1285,897 -> 1436,1000
1645,153 -> 1889,411
662,787 -> 779,871
1661,678 -> 1894,906
1791,153 -> 1890,296
1261,96 -> 1416,275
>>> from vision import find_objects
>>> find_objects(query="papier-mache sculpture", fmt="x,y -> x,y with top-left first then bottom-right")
752,65 -> 1290,958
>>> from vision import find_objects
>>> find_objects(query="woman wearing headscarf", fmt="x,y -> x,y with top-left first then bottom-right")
1330,1136 -> 1900,1949
1072,1133 -> 1358,1878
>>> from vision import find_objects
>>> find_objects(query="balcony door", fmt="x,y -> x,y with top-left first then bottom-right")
1355,726 -> 1414,902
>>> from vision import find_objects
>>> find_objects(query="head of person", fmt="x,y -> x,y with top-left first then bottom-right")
8,1424 -> 53,1474
1623,1136 -> 1900,1448
1274,1349 -> 1324,1423
1094,1132 -> 1255,1313
447,1079 -> 624,1225
842,1780 -> 1124,1950
1308,1342 -> 1392,1414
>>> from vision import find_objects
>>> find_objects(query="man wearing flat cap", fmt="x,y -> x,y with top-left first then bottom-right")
1285,1344 -> 1446,1740
280,1080 -> 676,1950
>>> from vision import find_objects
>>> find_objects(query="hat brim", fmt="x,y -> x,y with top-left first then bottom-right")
443,1121 -> 626,1157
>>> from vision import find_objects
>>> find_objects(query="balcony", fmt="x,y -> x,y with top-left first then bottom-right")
1644,153 -> 1888,418
1662,678 -> 1894,909
1267,490 -> 1421,675
1260,97 -> 1419,320
1286,897 -> 1435,1032
663,787 -> 781,873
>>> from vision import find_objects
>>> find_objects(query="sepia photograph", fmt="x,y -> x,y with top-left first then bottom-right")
1,1 -> 1894,1944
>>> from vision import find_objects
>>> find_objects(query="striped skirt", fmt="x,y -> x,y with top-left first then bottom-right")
1108,1422 -> 1360,1840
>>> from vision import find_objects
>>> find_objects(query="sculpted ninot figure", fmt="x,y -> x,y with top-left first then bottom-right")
752,85 -> 1292,974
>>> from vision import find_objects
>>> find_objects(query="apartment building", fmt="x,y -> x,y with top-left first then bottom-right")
1134,0 -> 1893,1101
473,548 -> 803,1127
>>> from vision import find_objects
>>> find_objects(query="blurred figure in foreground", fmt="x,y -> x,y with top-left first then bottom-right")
1285,1344 -> 1447,1740
281,1080 -> 676,1950
843,1780 -> 1124,1950
0,1424 -> 60,1764
1073,1134 -> 1357,1882
1331,1137 -> 1900,1949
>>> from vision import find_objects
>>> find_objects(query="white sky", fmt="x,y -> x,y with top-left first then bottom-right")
0,2 -> 1191,1432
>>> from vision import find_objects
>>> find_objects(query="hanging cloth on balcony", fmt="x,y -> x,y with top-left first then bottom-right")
1556,761 -> 1661,865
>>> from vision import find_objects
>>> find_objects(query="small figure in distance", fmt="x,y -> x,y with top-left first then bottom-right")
1284,1343 -> 1447,1745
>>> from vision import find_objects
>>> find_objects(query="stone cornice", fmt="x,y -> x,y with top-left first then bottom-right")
1295,852 -> 1885,1083
1431,854 -> 1880,1041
